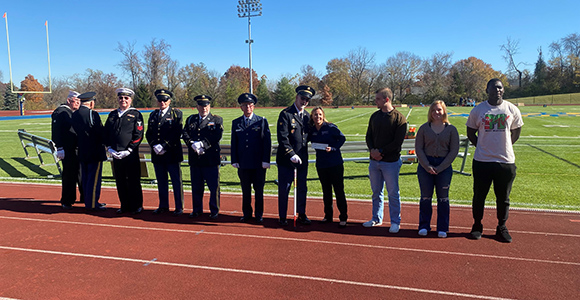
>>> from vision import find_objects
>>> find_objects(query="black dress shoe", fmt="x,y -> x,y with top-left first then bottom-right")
132,207 -> 143,215
209,213 -> 218,220
189,212 -> 201,218
153,208 -> 168,214
89,206 -> 106,212
98,203 -> 106,207
62,204 -> 73,210
116,208 -> 125,214
297,215 -> 311,225
319,217 -> 333,224
173,209 -> 183,216
338,221 -> 347,228
279,219 -> 288,226
256,217 -> 263,224
240,216 -> 250,222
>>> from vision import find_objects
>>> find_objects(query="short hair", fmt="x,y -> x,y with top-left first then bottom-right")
427,100 -> 450,124
308,106 -> 329,127
486,78 -> 503,90
375,87 -> 393,101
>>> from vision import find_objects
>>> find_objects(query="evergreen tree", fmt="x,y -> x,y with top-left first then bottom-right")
255,76 -> 271,107
133,83 -> 151,108
3,84 -> 19,110
533,48 -> 547,91
273,77 -> 295,107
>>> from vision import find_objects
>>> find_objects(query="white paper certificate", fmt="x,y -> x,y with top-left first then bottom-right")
311,143 -> 328,150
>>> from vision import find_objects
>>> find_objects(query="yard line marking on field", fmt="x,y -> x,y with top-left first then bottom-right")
1,215 -> 579,266
0,245 -> 514,300
333,111 -> 373,125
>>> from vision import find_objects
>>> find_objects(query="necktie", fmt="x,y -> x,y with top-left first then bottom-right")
246,118 -> 250,126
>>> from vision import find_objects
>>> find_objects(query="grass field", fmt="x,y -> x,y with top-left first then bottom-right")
1,103 -> 579,211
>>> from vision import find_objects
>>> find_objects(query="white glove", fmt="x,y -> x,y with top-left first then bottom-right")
262,162 -> 270,169
56,148 -> 65,160
232,163 -> 240,168
107,147 -> 118,157
197,148 -> 205,155
153,144 -> 165,155
290,154 -> 302,164
115,150 -> 131,159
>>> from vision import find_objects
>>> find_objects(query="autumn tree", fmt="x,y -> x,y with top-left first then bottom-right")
450,57 -> 507,102
218,65 -> 259,107
501,37 -> 526,88
179,63 -> 220,107
347,47 -> 378,104
70,69 -> 123,108
116,41 -> 143,91
420,52 -> 453,103
41,76 -> 72,109
20,75 -> 45,110
143,39 -> 172,106
381,51 -> 422,103
322,58 -> 350,106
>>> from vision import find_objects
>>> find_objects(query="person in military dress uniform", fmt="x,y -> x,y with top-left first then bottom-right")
231,93 -> 272,223
52,90 -> 84,209
182,95 -> 223,219
146,89 -> 185,216
104,88 -> 144,214
71,92 -> 107,211
276,85 -> 315,226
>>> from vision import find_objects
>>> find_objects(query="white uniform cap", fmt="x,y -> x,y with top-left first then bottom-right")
116,88 -> 135,97
68,90 -> 80,98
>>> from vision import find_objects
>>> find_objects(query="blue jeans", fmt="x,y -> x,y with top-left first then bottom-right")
368,159 -> 402,224
417,156 -> 452,232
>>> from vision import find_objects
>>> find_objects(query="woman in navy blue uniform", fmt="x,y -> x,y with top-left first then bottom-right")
308,106 -> 348,227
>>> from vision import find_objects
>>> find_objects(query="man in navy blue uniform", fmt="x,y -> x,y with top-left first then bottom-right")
182,95 -> 224,219
52,90 -> 83,209
71,92 -> 107,211
276,85 -> 315,226
146,89 -> 184,216
104,88 -> 144,214
231,93 -> 272,223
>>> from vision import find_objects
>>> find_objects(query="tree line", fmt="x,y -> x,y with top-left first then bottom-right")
2,32 -> 579,111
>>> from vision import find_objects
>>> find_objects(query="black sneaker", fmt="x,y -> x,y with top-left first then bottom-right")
496,225 -> 512,243
470,223 -> 483,240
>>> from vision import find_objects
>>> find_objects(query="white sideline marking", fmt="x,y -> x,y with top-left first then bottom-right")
1,215 -> 579,267
0,245 -> 513,300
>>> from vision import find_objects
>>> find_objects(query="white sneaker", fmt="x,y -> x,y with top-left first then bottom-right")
389,223 -> 400,233
418,228 -> 428,236
438,231 -> 447,238
362,220 -> 382,227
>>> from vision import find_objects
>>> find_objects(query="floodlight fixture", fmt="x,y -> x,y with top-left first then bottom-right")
237,0 -> 262,94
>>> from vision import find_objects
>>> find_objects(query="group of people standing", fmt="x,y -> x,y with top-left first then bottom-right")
51,78 -> 523,242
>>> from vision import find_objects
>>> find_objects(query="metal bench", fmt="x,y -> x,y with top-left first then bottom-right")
17,129 -> 62,175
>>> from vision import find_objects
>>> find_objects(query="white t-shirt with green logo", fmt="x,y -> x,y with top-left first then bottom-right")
466,100 -> 524,164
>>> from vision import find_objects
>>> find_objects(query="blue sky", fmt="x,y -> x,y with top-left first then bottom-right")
1,0 -> 579,86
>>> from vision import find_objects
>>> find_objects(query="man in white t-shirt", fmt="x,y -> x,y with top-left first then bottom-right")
466,78 -> 523,243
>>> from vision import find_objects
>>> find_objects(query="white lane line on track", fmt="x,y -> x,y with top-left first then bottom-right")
0,245 -> 513,300
1,215 -> 578,267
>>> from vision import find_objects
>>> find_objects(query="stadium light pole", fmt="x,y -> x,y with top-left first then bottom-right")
237,0 -> 262,94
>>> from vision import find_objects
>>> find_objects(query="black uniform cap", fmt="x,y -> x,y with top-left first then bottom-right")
154,89 -> 174,101
296,85 -> 316,99
78,92 -> 96,102
237,93 -> 258,105
194,95 -> 212,107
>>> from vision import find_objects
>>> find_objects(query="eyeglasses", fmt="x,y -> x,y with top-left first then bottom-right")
157,98 -> 170,102
118,96 -> 131,100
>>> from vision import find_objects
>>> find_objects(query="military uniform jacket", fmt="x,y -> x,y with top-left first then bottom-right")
145,107 -> 184,164
51,104 -> 77,151
182,113 -> 223,167
276,105 -> 309,169
104,108 -> 144,153
71,105 -> 107,163
231,114 -> 272,169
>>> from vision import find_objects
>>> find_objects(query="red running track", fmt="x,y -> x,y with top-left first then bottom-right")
0,182 -> 579,299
